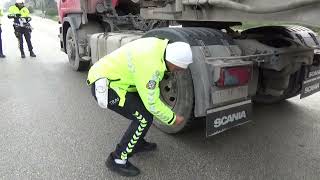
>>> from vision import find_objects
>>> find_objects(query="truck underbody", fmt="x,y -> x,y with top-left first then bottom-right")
58,0 -> 320,136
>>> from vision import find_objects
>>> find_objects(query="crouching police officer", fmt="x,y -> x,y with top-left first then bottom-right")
87,37 -> 193,177
0,6 -> 5,58
8,0 -> 36,58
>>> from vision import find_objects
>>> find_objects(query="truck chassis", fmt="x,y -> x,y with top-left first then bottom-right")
58,0 -> 320,136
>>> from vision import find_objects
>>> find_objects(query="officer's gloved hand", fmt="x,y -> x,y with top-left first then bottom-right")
174,115 -> 185,126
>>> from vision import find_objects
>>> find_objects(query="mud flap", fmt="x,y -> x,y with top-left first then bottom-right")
206,100 -> 252,137
300,65 -> 320,99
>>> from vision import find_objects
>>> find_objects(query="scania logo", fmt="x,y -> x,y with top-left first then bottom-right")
309,70 -> 320,78
305,83 -> 320,93
214,111 -> 247,128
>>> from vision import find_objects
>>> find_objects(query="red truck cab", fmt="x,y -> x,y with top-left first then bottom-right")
58,0 -> 81,22
58,0 -> 119,22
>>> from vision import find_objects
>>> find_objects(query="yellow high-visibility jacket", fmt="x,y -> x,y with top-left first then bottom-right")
8,5 -> 30,17
87,37 -> 176,125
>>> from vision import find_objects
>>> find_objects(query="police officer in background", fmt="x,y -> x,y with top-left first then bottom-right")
87,37 -> 193,177
8,0 -> 36,58
0,6 -> 5,58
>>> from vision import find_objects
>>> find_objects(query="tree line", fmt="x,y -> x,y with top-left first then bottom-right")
4,0 -> 58,16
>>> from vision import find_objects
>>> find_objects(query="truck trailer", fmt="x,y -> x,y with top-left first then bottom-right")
58,0 -> 320,137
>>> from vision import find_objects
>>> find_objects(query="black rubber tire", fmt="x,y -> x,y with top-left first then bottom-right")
66,28 -> 90,71
143,27 -> 233,134
152,70 -> 194,134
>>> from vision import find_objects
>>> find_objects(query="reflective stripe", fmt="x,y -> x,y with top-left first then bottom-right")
120,111 -> 148,160
121,153 -> 127,160
128,142 -> 134,149
126,147 -> 133,153
133,134 -> 139,141
167,114 -> 175,124
140,123 -> 147,128
140,118 -> 147,124
141,124 -> 147,128
149,108 -> 168,121
136,131 -> 142,136
138,126 -> 144,132
137,114 -> 143,120
145,71 -> 173,123
127,51 -> 135,73
130,139 -> 137,145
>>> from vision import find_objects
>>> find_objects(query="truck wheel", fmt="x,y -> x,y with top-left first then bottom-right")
143,27 -> 231,134
152,69 -> 194,134
66,28 -> 90,71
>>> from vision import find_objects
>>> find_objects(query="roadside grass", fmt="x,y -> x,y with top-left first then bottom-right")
46,15 -> 59,21
31,9 -> 59,22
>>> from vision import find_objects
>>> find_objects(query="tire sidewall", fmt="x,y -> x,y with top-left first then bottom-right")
153,69 -> 194,134
66,28 -> 80,71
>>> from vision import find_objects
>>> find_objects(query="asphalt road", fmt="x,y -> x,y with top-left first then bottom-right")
0,16 -> 320,180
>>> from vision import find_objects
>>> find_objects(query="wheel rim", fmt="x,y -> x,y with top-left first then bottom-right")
160,72 -> 178,108
154,70 -> 194,134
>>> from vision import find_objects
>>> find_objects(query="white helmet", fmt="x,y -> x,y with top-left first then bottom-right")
16,0 -> 25,3
165,42 -> 193,69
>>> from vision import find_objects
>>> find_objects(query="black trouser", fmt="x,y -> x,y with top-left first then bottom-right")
91,84 -> 153,160
0,26 -> 3,55
15,27 -> 33,54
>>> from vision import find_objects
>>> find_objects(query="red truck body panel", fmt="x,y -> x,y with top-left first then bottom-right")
58,0 -> 119,22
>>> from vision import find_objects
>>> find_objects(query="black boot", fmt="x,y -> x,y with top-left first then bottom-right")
105,153 -> 140,177
135,139 -> 157,153
21,52 -> 26,58
30,51 -> 36,57
128,139 -> 157,158
0,54 -> 5,58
